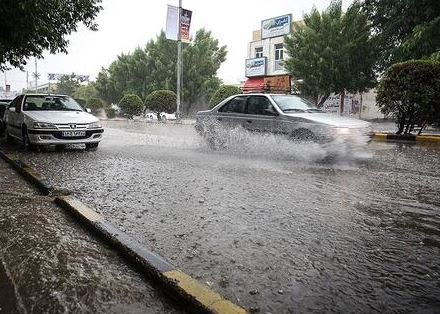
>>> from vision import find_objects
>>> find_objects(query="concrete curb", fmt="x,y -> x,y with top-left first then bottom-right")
0,149 -> 247,313
373,133 -> 440,144
0,151 -> 54,195
55,196 -> 247,314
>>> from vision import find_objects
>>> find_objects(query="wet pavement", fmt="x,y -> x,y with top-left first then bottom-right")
2,120 -> 440,313
0,159 -> 184,314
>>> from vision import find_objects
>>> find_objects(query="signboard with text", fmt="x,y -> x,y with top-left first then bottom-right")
245,57 -> 266,77
48,73 -> 89,82
261,14 -> 292,39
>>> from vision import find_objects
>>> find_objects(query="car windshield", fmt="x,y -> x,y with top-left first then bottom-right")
271,95 -> 322,113
23,95 -> 84,112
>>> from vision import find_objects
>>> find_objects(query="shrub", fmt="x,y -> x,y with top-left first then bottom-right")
209,85 -> 241,109
144,90 -> 176,114
118,94 -> 144,119
377,60 -> 440,134
87,97 -> 104,113
105,107 -> 116,119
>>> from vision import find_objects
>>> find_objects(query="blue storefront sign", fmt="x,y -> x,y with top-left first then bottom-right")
245,57 -> 267,77
261,14 -> 292,39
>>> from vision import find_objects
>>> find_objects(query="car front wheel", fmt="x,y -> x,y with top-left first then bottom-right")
290,128 -> 316,142
22,127 -> 36,151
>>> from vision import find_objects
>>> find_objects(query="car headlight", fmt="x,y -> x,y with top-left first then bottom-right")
334,127 -> 351,135
88,121 -> 102,129
33,122 -> 57,129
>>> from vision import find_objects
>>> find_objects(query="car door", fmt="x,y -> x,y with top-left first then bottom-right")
6,95 -> 24,138
215,95 -> 248,128
244,95 -> 279,133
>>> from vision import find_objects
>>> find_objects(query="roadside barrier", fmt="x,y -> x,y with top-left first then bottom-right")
373,133 -> 440,144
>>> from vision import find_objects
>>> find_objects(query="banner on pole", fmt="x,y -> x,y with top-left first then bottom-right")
180,8 -> 192,43
165,5 -> 192,43
166,5 -> 179,41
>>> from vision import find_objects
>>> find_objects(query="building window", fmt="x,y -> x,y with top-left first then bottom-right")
255,47 -> 263,58
275,43 -> 284,60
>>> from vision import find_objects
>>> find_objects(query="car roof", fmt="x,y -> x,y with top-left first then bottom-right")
21,93 -> 69,97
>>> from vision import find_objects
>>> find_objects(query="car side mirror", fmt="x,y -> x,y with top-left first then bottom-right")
85,108 -> 92,113
9,106 -> 20,113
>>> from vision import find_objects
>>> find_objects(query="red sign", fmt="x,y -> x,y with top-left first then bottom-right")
180,9 -> 192,43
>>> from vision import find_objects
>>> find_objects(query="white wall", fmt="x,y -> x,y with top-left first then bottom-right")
322,89 -> 385,120
248,36 -> 288,76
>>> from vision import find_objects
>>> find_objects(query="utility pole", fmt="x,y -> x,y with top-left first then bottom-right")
176,0 -> 182,122
33,58 -> 38,92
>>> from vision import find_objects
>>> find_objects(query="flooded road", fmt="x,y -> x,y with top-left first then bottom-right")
3,120 -> 440,313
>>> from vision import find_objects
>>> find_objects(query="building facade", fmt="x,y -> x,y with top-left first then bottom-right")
244,15 -> 304,93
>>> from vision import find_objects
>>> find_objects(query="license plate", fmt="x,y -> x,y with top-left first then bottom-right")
62,131 -> 86,137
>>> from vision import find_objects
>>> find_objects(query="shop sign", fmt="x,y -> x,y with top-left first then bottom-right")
261,14 -> 292,39
245,57 -> 266,77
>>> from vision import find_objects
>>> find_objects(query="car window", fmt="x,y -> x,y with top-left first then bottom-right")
9,95 -> 24,111
271,95 -> 322,112
246,96 -> 274,115
23,95 -> 84,111
218,96 -> 246,113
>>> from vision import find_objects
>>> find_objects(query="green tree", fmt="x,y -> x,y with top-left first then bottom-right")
96,29 -> 227,114
72,83 -> 98,103
118,94 -> 143,119
362,0 -> 440,70
209,85 -> 241,108
56,74 -> 81,96
376,60 -> 440,135
284,0 -> 377,108
95,68 -> 119,105
144,90 -> 177,119
0,0 -> 102,70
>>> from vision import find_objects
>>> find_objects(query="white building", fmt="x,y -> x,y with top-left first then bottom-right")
243,15 -> 303,93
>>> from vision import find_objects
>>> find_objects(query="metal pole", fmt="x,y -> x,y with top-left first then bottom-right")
34,58 -> 38,92
176,0 -> 182,122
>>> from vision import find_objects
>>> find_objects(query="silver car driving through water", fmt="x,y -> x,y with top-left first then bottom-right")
195,93 -> 372,147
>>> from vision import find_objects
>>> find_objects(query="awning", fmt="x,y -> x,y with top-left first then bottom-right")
242,77 -> 265,93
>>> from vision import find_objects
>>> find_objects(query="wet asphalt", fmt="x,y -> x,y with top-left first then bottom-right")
1,120 -> 440,313
0,157 -> 184,314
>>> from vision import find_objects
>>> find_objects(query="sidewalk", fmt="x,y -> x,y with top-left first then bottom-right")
0,159 -> 183,314
370,120 -> 440,135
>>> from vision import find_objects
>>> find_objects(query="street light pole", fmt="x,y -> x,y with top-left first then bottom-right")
176,0 -> 182,122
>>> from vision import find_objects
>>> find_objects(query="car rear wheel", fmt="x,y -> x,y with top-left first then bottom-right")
6,131 -> 14,143
85,142 -> 99,150
161,115 -> 167,123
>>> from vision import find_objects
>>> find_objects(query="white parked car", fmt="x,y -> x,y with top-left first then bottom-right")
145,112 -> 176,122
5,94 -> 104,150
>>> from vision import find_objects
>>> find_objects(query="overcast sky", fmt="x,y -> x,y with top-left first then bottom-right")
2,0 -> 353,91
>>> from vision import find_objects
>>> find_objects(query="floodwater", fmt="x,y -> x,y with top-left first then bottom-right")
3,120 -> 440,313
0,158 -> 183,314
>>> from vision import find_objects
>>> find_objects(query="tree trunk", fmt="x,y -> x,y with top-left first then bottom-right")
339,90 -> 345,116
317,93 -> 330,108
396,115 -> 405,134
418,121 -> 427,135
